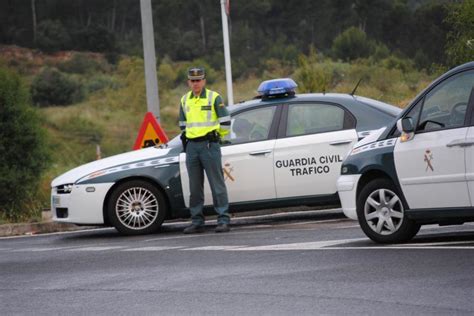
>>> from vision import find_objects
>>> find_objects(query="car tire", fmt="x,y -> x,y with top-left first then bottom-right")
107,180 -> 167,235
356,178 -> 420,243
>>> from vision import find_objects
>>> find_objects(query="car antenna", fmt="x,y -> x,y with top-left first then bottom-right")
350,78 -> 363,96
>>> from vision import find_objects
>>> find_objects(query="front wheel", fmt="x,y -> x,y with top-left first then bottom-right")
356,178 -> 420,243
107,180 -> 167,235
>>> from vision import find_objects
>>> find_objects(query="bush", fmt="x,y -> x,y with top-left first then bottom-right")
31,67 -> 85,106
294,48 -> 334,93
372,43 -> 391,61
158,56 -> 179,89
85,75 -> 121,94
36,20 -> 72,52
332,27 -> 375,61
58,53 -> 109,74
262,58 -> 294,79
0,67 -> 50,221
380,55 -> 414,72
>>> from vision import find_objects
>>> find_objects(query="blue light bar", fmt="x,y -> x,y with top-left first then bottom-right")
257,78 -> 297,98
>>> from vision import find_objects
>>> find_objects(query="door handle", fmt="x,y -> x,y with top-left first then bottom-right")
249,150 -> 272,156
446,138 -> 474,148
330,140 -> 353,146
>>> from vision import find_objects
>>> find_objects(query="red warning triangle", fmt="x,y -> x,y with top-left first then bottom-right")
133,112 -> 169,150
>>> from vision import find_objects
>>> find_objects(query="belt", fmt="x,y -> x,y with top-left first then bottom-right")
187,131 -> 219,142
187,135 -> 209,142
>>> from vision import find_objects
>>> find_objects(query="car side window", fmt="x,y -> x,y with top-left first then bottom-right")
417,70 -> 474,132
406,99 -> 423,128
224,106 -> 276,145
286,103 -> 346,137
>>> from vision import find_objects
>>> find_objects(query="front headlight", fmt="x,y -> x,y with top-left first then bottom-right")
341,166 -> 349,174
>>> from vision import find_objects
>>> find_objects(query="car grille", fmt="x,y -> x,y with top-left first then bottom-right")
56,184 -> 73,194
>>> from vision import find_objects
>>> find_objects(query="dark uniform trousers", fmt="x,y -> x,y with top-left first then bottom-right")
185,139 -> 230,226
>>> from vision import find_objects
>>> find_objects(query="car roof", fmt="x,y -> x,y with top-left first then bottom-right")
228,92 -> 401,132
229,93 -> 398,113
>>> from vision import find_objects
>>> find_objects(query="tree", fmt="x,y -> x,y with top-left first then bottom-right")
0,67 -> 49,220
31,0 -> 37,44
36,19 -> 71,52
445,0 -> 474,66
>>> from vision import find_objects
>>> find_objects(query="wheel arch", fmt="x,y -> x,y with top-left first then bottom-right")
357,169 -> 394,198
102,176 -> 170,226
357,168 -> 409,209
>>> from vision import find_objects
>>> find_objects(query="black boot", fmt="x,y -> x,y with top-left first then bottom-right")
183,224 -> 205,234
215,223 -> 230,233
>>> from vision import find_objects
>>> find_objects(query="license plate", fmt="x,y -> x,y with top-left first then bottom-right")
52,196 -> 61,206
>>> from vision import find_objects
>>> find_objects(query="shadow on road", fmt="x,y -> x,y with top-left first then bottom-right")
59,209 -> 345,240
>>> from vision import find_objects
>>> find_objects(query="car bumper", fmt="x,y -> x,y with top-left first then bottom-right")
51,183 -> 115,224
336,175 -> 361,220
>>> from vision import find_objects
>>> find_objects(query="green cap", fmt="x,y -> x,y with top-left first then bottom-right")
188,67 -> 205,80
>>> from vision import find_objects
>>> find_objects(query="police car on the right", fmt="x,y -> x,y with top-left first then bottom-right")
337,62 -> 474,243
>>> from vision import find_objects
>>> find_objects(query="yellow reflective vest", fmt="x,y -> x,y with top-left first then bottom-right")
179,88 -> 230,139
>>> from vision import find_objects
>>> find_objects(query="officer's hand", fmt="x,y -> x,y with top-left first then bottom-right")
220,139 -> 231,145
180,132 -> 188,151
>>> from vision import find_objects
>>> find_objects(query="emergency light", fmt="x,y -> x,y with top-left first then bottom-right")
257,78 -> 297,99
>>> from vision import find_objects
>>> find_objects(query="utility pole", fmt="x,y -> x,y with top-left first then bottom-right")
220,0 -> 234,106
140,0 -> 160,122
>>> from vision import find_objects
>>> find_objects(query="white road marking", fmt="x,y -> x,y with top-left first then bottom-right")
229,238 -> 474,251
68,246 -> 125,251
277,221 -> 327,227
11,247 -> 73,252
321,246 -> 474,250
122,246 -> 183,251
335,224 -> 360,229
181,245 -> 247,251
231,245 -> 474,251
403,240 -> 474,247
233,239 -> 367,251
3,239 -> 474,253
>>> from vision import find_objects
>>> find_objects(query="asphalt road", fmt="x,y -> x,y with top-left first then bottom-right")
1,209 -> 474,315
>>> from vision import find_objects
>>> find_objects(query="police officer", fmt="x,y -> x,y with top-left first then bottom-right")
178,67 -> 231,234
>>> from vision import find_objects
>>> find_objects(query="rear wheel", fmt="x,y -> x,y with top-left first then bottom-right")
357,178 -> 420,243
107,180 -> 167,235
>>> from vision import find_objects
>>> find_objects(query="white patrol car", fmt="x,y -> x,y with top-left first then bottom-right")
337,62 -> 474,243
51,78 -> 400,235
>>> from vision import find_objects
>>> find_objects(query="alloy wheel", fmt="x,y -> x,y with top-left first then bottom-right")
364,188 -> 404,235
115,187 -> 159,230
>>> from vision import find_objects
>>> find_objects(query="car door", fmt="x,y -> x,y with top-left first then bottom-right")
394,70 -> 474,209
180,105 -> 279,207
273,102 -> 358,198
466,100 -> 474,206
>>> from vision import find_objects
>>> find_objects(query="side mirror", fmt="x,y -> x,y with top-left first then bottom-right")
397,117 -> 415,133
396,117 -> 415,142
